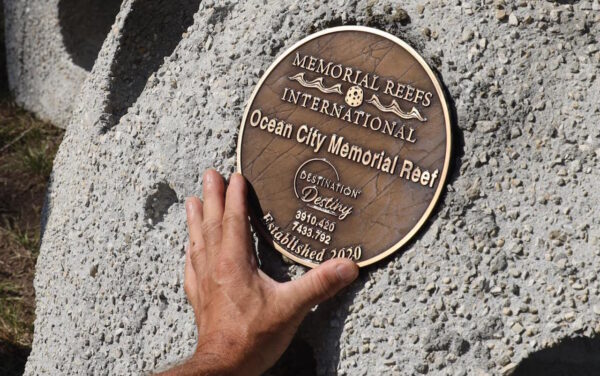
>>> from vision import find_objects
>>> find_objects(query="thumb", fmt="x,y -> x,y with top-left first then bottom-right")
279,258 -> 359,316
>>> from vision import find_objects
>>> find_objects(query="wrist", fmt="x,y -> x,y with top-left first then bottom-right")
185,351 -> 237,375
191,334 -> 248,375
154,349 -> 238,376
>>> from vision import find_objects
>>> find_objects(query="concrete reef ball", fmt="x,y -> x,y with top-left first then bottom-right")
345,85 -> 364,107
3,0 -> 122,128
21,1 -> 600,376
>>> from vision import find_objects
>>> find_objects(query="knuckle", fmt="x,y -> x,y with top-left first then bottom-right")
189,241 -> 203,254
201,219 -> 222,237
221,212 -> 241,228
189,243 -> 204,263
310,271 -> 334,301
215,256 -> 238,276
183,280 -> 192,295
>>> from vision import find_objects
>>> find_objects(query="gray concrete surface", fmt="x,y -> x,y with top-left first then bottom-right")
25,0 -> 600,375
3,0 -> 122,128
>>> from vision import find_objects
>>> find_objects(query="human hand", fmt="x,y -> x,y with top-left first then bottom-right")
157,170 -> 359,376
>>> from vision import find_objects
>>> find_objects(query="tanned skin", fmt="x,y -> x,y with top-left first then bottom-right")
156,170 -> 359,376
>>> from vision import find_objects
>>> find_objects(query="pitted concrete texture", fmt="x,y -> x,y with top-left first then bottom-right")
26,0 -> 600,375
2,0 -> 122,127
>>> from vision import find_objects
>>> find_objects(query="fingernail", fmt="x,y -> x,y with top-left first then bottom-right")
336,263 -> 358,283
231,172 -> 242,185
204,170 -> 214,185
185,198 -> 195,218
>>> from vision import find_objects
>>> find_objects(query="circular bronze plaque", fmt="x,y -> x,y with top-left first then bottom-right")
237,26 -> 452,268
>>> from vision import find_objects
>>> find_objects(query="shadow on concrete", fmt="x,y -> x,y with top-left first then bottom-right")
0,341 -> 30,376
58,0 -> 122,71
513,336 -> 600,376
102,0 -> 201,132
261,240 -> 362,376
267,336 -> 318,376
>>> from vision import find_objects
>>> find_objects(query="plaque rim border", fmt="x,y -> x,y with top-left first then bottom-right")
236,25 -> 453,268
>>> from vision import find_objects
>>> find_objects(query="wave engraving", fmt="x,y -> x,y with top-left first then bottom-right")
288,73 -> 343,95
366,94 -> 427,122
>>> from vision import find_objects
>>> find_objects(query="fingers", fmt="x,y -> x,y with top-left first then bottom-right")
278,258 -> 359,317
222,173 -> 253,261
183,246 -> 199,309
186,196 -> 205,270
202,170 -> 226,249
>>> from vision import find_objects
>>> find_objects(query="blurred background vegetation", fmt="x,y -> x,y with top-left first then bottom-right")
0,3 -> 65,375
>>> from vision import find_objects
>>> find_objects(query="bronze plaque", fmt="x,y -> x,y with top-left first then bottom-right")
237,26 -> 452,268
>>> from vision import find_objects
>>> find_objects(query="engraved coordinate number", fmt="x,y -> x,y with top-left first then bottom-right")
291,221 -> 332,245
329,246 -> 362,261
295,209 -> 336,232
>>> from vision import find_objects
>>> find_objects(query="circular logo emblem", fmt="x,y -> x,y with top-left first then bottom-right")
237,26 -> 452,268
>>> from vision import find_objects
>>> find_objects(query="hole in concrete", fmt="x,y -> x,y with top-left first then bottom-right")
144,182 -> 178,227
102,0 -> 201,132
513,336 -> 600,376
58,0 -> 122,71
265,337 -> 317,376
